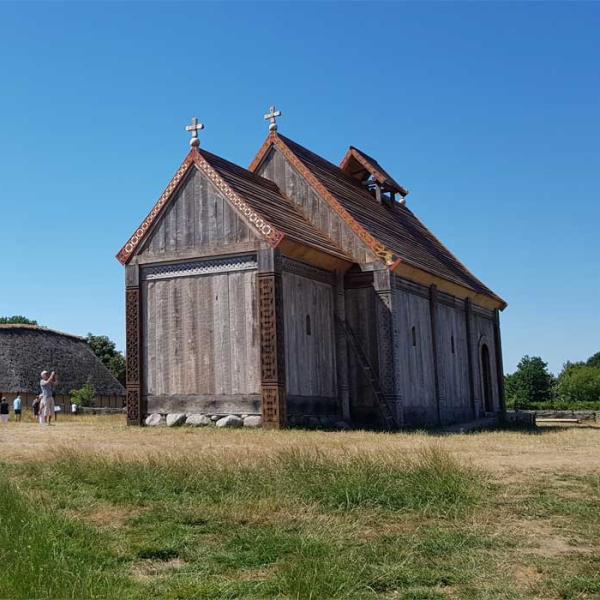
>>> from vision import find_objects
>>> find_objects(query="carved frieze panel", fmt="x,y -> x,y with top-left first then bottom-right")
141,255 -> 257,281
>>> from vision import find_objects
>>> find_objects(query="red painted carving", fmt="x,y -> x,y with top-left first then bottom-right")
126,288 -> 143,425
258,272 -> 286,427
116,148 -> 285,266
249,133 -> 397,266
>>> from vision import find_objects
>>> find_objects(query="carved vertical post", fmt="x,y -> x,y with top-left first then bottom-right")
429,284 -> 442,425
465,298 -> 477,419
373,268 -> 401,427
258,248 -> 286,429
125,264 -> 144,425
493,309 -> 506,418
334,270 -> 351,422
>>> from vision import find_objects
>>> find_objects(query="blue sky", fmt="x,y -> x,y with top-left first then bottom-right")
0,2 -> 598,374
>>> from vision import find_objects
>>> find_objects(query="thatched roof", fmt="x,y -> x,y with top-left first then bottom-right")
0,325 -> 125,396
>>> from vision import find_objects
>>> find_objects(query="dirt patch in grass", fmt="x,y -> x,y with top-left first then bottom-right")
518,519 -> 594,557
131,557 -> 187,582
83,503 -> 145,529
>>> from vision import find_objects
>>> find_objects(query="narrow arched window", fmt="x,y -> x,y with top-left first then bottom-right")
451,335 -> 455,354
411,326 -> 416,347
306,314 -> 311,336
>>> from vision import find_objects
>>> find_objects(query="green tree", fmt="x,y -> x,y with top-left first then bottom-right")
86,334 -> 126,386
0,315 -> 38,325
557,366 -> 600,404
586,352 -> 600,369
505,355 -> 555,409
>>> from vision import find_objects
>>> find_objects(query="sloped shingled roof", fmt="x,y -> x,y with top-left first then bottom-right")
197,149 -> 352,262
252,133 -> 504,307
117,147 -> 352,265
0,325 -> 125,396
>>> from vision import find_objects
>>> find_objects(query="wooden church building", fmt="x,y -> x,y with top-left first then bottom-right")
117,111 -> 507,428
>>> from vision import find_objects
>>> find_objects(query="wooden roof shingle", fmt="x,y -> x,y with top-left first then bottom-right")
251,133 -> 505,308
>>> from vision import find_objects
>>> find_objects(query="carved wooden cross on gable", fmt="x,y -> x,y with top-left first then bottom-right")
264,106 -> 282,132
186,116 -> 205,147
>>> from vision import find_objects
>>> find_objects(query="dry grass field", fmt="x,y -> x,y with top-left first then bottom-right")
0,416 -> 599,599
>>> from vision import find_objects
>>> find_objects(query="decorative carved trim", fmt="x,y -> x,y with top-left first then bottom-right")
261,384 -> 286,428
116,148 -> 286,267
117,153 -> 195,265
141,255 -> 257,281
258,270 -> 286,428
192,152 -> 285,248
125,287 -> 143,425
126,388 -> 140,424
250,133 -> 396,265
281,257 -> 334,286
258,274 -> 285,383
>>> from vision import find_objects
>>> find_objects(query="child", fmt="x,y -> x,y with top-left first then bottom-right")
0,398 -> 9,424
32,395 -> 41,421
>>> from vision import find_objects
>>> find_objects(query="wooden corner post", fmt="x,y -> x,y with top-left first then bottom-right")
493,309 -> 507,418
373,268 -> 401,427
429,284 -> 442,426
125,265 -> 144,425
258,248 -> 286,429
464,298 -> 477,419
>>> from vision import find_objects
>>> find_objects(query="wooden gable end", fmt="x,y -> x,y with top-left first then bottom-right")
134,166 -> 261,263
254,146 -> 379,266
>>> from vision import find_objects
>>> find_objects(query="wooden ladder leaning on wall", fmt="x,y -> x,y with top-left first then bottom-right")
335,317 -> 397,430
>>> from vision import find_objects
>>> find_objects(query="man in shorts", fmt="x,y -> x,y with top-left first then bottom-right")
40,370 -> 57,425
13,393 -> 22,422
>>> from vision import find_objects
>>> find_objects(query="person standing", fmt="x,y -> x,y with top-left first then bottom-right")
32,395 -> 41,422
0,398 -> 9,424
13,394 -> 22,422
40,370 -> 57,425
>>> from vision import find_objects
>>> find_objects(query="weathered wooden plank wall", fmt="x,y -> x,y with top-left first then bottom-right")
391,282 -> 438,425
137,168 -> 256,260
470,308 -> 500,415
436,301 -> 472,423
282,270 -> 337,413
257,149 -> 376,265
345,285 -> 380,422
392,275 -> 500,425
141,269 -> 260,414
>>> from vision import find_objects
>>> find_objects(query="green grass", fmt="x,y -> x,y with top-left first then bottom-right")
0,477 -> 133,599
1,441 -> 599,599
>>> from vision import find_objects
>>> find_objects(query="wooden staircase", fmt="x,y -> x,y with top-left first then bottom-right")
336,317 -> 397,429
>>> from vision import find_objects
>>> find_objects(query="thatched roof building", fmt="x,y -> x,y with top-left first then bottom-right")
0,325 -> 125,403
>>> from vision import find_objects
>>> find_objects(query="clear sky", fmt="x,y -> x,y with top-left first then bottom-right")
0,2 -> 598,375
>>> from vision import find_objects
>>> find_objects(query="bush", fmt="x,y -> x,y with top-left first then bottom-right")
70,383 -> 96,407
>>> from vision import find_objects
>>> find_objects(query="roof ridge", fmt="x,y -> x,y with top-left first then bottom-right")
0,324 -> 85,341
198,147 -> 281,190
